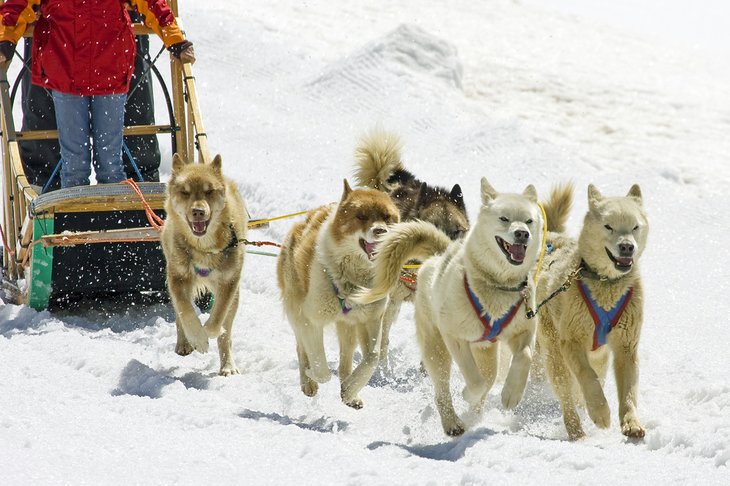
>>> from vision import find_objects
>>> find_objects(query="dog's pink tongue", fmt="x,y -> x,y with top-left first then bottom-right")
364,241 -> 377,259
508,244 -> 526,262
192,221 -> 207,234
616,256 -> 633,266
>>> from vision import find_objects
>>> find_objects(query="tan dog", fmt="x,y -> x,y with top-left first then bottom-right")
161,153 -> 247,376
355,178 -> 543,436
277,180 -> 400,408
536,184 -> 648,440
353,128 -> 469,366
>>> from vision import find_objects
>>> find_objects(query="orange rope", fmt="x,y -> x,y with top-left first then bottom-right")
241,239 -> 282,248
0,221 -> 16,259
121,179 -> 165,230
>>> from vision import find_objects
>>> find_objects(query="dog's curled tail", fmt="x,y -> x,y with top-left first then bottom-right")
542,183 -> 574,233
353,127 -> 403,191
354,221 -> 451,304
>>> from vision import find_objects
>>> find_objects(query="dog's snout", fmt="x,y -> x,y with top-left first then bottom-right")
514,229 -> 530,243
619,241 -> 635,256
191,207 -> 206,220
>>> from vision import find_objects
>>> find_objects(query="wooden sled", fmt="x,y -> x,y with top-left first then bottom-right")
1,1 -> 222,310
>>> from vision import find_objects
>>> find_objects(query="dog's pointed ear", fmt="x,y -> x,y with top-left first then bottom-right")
341,179 -> 352,201
450,184 -> 465,209
627,184 -> 642,204
480,177 -> 497,204
171,153 -> 187,174
522,184 -> 538,203
587,184 -> 603,211
415,182 -> 428,209
210,154 -> 223,174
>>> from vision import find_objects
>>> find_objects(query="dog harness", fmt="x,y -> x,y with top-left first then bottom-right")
193,265 -> 212,277
464,275 -> 522,343
331,282 -> 352,314
577,280 -> 634,350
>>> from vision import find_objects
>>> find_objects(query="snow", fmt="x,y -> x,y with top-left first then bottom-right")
1,0 -> 729,484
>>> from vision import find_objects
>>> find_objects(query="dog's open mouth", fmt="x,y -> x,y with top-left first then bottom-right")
359,238 -> 377,260
189,219 -> 210,237
606,247 -> 633,271
496,236 -> 526,265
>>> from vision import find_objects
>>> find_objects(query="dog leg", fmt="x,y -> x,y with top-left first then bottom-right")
169,279 -> 209,354
217,289 -> 240,376
562,339 -> 610,430
501,329 -> 533,410
442,335 -> 488,408
472,344 -> 498,413
417,317 -> 464,436
613,344 -> 645,438
298,322 -> 331,384
541,319 -> 585,440
341,318 -> 383,409
203,276 -> 239,340
337,322 -> 362,408
379,297 -> 402,368
296,341 -> 318,397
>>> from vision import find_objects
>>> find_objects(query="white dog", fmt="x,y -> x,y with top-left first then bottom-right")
536,184 -> 649,440
356,178 -> 550,436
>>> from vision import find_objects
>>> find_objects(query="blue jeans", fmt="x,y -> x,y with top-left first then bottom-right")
51,91 -> 127,188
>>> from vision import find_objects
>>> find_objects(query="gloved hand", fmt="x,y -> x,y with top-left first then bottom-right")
0,41 -> 15,63
168,40 -> 195,65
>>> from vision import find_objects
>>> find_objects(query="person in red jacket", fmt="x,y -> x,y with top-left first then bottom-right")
0,0 -> 195,188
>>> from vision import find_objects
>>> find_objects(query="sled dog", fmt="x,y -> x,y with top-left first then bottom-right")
161,153 -> 247,376
536,184 -> 648,440
353,128 -> 469,364
356,178 -> 543,436
277,180 -> 400,408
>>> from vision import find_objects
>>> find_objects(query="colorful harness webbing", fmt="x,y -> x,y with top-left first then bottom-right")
332,282 -> 352,314
577,280 -> 634,350
464,275 -> 522,343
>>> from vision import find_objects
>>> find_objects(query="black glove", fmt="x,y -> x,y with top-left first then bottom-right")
168,40 -> 193,59
0,41 -> 15,62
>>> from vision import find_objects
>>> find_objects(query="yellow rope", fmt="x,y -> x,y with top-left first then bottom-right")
248,209 -> 309,227
533,202 -> 548,284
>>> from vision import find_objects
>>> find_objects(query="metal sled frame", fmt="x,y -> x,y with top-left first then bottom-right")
1,1 -> 207,309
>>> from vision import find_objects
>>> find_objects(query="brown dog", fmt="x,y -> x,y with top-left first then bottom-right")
161,153 -> 247,376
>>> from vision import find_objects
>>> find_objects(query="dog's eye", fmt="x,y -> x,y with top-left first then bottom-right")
499,216 -> 509,222
357,213 -> 368,221
604,224 -> 613,232
526,219 -> 533,225
633,225 -> 639,231
180,191 -> 190,197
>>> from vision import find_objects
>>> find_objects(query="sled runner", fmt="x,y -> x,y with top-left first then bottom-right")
0,1 -> 212,310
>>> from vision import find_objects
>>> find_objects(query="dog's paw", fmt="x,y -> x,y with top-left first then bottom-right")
301,380 -> 318,397
586,396 -> 611,429
501,384 -> 526,410
443,418 -> 466,437
204,322 -> 225,339
175,340 -> 194,356
621,417 -> 646,439
305,366 -> 332,384
219,364 -> 240,377
344,396 -> 364,410
462,383 -> 487,407
186,326 -> 210,354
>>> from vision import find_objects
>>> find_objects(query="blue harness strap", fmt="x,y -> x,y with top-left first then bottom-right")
332,282 -> 351,314
577,280 -> 634,350
464,275 -> 522,343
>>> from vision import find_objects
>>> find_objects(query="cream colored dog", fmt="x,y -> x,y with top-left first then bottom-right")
356,178 -> 545,436
161,153 -> 247,376
536,184 -> 648,440
277,180 -> 400,408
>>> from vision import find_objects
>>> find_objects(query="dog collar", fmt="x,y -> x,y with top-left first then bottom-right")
578,260 -> 631,283
193,265 -> 212,277
577,280 -> 633,350
464,275 -> 522,343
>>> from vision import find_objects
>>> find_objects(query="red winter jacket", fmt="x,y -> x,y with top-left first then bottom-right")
0,0 -> 186,95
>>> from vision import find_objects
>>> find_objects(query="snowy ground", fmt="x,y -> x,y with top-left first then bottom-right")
1,1 -> 729,484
